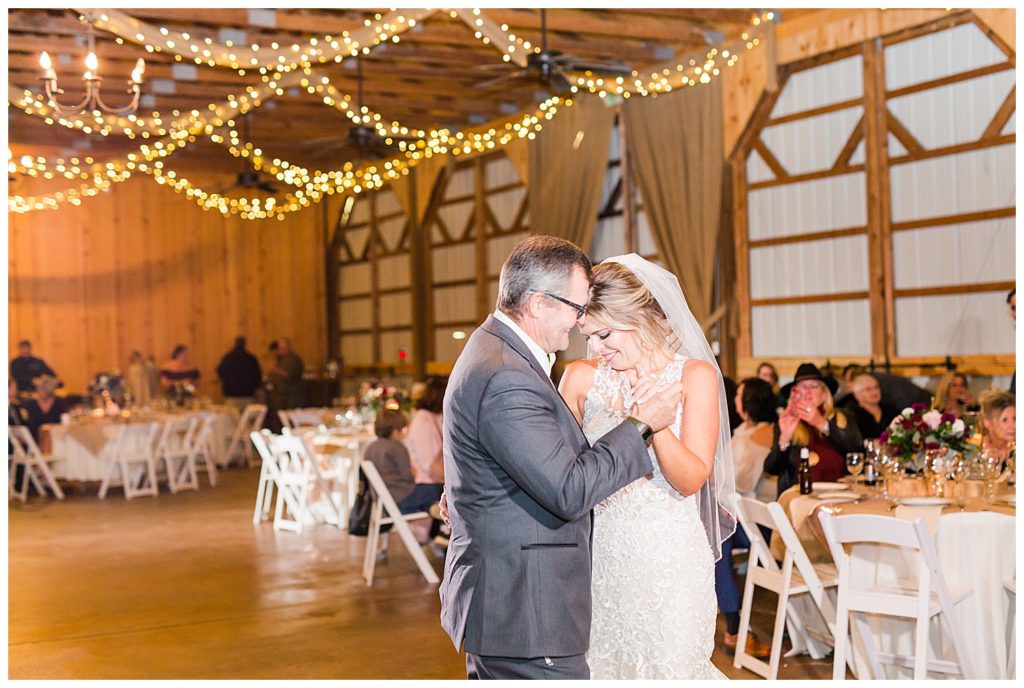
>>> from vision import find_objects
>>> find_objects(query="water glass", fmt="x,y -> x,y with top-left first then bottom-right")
845,452 -> 864,479
924,448 -> 948,497
980,449 -> 1003,501
950,453 -> 969,509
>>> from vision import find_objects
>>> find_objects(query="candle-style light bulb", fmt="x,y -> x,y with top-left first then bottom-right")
39,51 -> 57,79
85,51 -> 99,72
131,57 -> 145,83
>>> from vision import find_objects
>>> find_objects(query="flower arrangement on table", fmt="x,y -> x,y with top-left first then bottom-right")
879,403 -> 974,470
358,381 -> 410,415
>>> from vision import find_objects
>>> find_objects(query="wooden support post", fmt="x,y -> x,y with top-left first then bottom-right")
408,170 -> 428,380
862,37 -> 895,360
369,192 -> 381,365
473,158 -> 490,322
617,108 -> 638,253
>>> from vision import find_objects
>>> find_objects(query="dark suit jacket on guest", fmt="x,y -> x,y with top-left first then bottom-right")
440,314 -> 652,659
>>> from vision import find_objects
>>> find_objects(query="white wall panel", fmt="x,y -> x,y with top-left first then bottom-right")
378,292 -> 411,328
432,243 -> 476,281
748,172 -> 866,239
339,262 -> 371,295
772,54 -> 863,118
433,285 -> 476,324
376,189 -> 401,216
379,330 -> 412,363
436,200 -> 474,239
591,216 -> 626,261
892,219 -> 1015,290
487,156 -> 521,188
349,198 -> 369,225
377,216 -> 406,252
761,106 -> 863,175
895,292 -> 1014,356
345,227 -> 371,259
435,327 -> 474,362
339,297 -> 372,330
488,187 -> 526,230
888,71 -> 1014,150
746,148 -> 774,184
752,300 -> 871,357
890,144 -> 1014,222
885,22 -> 1005,91
445,166 -> 475,198
488,231 -> 528,275
750,235 -> 869,300
377,254 -> 410,289
599,165 -> 620,209
340,334 -> 373,365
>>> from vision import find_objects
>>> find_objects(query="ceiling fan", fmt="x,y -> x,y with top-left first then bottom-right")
212,113 -> 279,195
474,9 -> 635,93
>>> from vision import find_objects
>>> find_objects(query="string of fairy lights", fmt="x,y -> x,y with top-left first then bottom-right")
10,9 -> 777,219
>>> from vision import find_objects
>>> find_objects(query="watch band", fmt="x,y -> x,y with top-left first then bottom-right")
626,416 -> 654,445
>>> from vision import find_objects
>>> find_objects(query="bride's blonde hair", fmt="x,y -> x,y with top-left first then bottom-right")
586,262 -> 681,354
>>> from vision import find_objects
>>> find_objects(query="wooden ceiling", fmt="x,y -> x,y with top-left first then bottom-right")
8,7 -> 815,178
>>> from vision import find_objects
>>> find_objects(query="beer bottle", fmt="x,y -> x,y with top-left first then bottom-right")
798,447 -> 813,495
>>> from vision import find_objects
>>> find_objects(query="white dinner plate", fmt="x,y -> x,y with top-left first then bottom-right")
814,492 -> 861,503
897,497 -> 952,507
812,482 -> 849,491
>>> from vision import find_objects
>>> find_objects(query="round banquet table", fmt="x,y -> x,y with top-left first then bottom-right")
772,478 -> 1015,679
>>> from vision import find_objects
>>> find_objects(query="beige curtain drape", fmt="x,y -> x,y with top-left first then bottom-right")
623,80 -> 724,329
528,96 -> 615,249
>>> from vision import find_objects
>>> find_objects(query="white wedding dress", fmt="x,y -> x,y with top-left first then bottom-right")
583,354 -> 725,679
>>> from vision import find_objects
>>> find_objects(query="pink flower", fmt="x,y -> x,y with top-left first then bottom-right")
922,410 -> 943,430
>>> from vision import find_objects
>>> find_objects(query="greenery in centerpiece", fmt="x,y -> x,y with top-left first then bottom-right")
358,381 -> 411,415
880,403 -> 973,469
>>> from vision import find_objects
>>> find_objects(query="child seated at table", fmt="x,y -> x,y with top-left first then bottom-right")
363,409 -> 444,557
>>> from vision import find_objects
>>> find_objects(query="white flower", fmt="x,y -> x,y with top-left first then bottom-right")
902,407 -> 915,417
952,419 -> 965,435
922,410 -> 942,430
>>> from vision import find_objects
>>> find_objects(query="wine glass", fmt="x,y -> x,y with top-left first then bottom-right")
845,452 -> 864,480
980,449 -> 1003,502
924,448 -> 948,497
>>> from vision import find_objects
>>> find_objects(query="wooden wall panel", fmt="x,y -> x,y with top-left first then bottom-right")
8,176 -> 327,398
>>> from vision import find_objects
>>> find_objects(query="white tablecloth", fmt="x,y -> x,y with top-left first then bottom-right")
787,509 -> 1016,679
44,409 -> 236,482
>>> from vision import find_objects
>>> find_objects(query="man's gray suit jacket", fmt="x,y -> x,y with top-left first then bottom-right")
439,314 -> 653,658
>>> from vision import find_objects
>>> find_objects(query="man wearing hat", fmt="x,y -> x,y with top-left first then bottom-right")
763,362 -> 863,497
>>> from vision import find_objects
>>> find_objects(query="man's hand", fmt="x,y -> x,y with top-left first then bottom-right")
438,491 -> 450,527
630,380 -> 684,433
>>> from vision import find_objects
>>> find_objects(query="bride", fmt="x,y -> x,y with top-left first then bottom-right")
558,254 -> 736,679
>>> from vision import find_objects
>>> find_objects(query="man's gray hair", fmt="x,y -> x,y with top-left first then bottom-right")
496,236 -> 592,317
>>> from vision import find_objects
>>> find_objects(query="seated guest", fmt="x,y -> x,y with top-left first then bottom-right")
159,345 -> 200,391
932,372 -> 977,418
406,377 -> 446,505
24,374 -> 67,441
715,377 -> 778,658
10,340 -> 57,394
845,372 -> 898,439
837,364 -> 932,411
764,362 -> 863,496
978,389 -> 1016,466
364,409 -> 444,554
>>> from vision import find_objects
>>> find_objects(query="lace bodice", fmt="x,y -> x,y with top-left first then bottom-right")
581,354 -> 723,679
582,355 -> 686,495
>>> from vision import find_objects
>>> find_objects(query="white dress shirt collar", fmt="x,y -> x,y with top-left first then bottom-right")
493,310 -> 555,378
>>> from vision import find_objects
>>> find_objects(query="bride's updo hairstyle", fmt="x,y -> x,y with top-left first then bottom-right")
587,262 -> 681,353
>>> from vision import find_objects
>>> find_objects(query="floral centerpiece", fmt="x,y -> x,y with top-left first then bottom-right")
358,381 -> 410,416
879,403 -> 972,469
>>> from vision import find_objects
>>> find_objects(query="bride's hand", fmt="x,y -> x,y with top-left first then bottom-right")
631,380 -> 683,433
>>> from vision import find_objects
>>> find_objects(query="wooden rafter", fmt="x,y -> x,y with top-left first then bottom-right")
833,115 -> 865,169
982,86 -> 1016,140
751,138 -> 788,179
885,111 -> 925,155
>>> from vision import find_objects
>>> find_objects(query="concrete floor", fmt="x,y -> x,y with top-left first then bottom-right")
8,470 -> 833,679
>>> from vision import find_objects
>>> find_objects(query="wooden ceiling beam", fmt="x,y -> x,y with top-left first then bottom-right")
483,8 -> 710,45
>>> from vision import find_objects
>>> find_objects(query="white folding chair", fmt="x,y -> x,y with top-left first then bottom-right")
285,408 -> 324,433
9,426 -> 65,502
360,460 -> 439,586
251,430 -> 284,524
222,403 -> 267,468
99,422 -> 161,499
730,494 -> 850,679
154,417 -> 199,493
266,433 -> 317,533
817,511 -> 974,680
298,431 -> 345,527
190,413 -> 219,486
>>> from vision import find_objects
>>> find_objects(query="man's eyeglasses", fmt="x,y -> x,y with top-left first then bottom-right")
535,291 -> 587,319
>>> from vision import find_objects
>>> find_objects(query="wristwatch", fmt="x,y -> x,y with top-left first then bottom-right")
626,416 -> 654,446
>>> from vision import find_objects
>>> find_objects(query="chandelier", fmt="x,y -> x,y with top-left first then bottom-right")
38,17 -> 145,117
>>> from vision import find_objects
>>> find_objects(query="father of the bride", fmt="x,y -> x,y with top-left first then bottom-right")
439,235 -> 681,679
